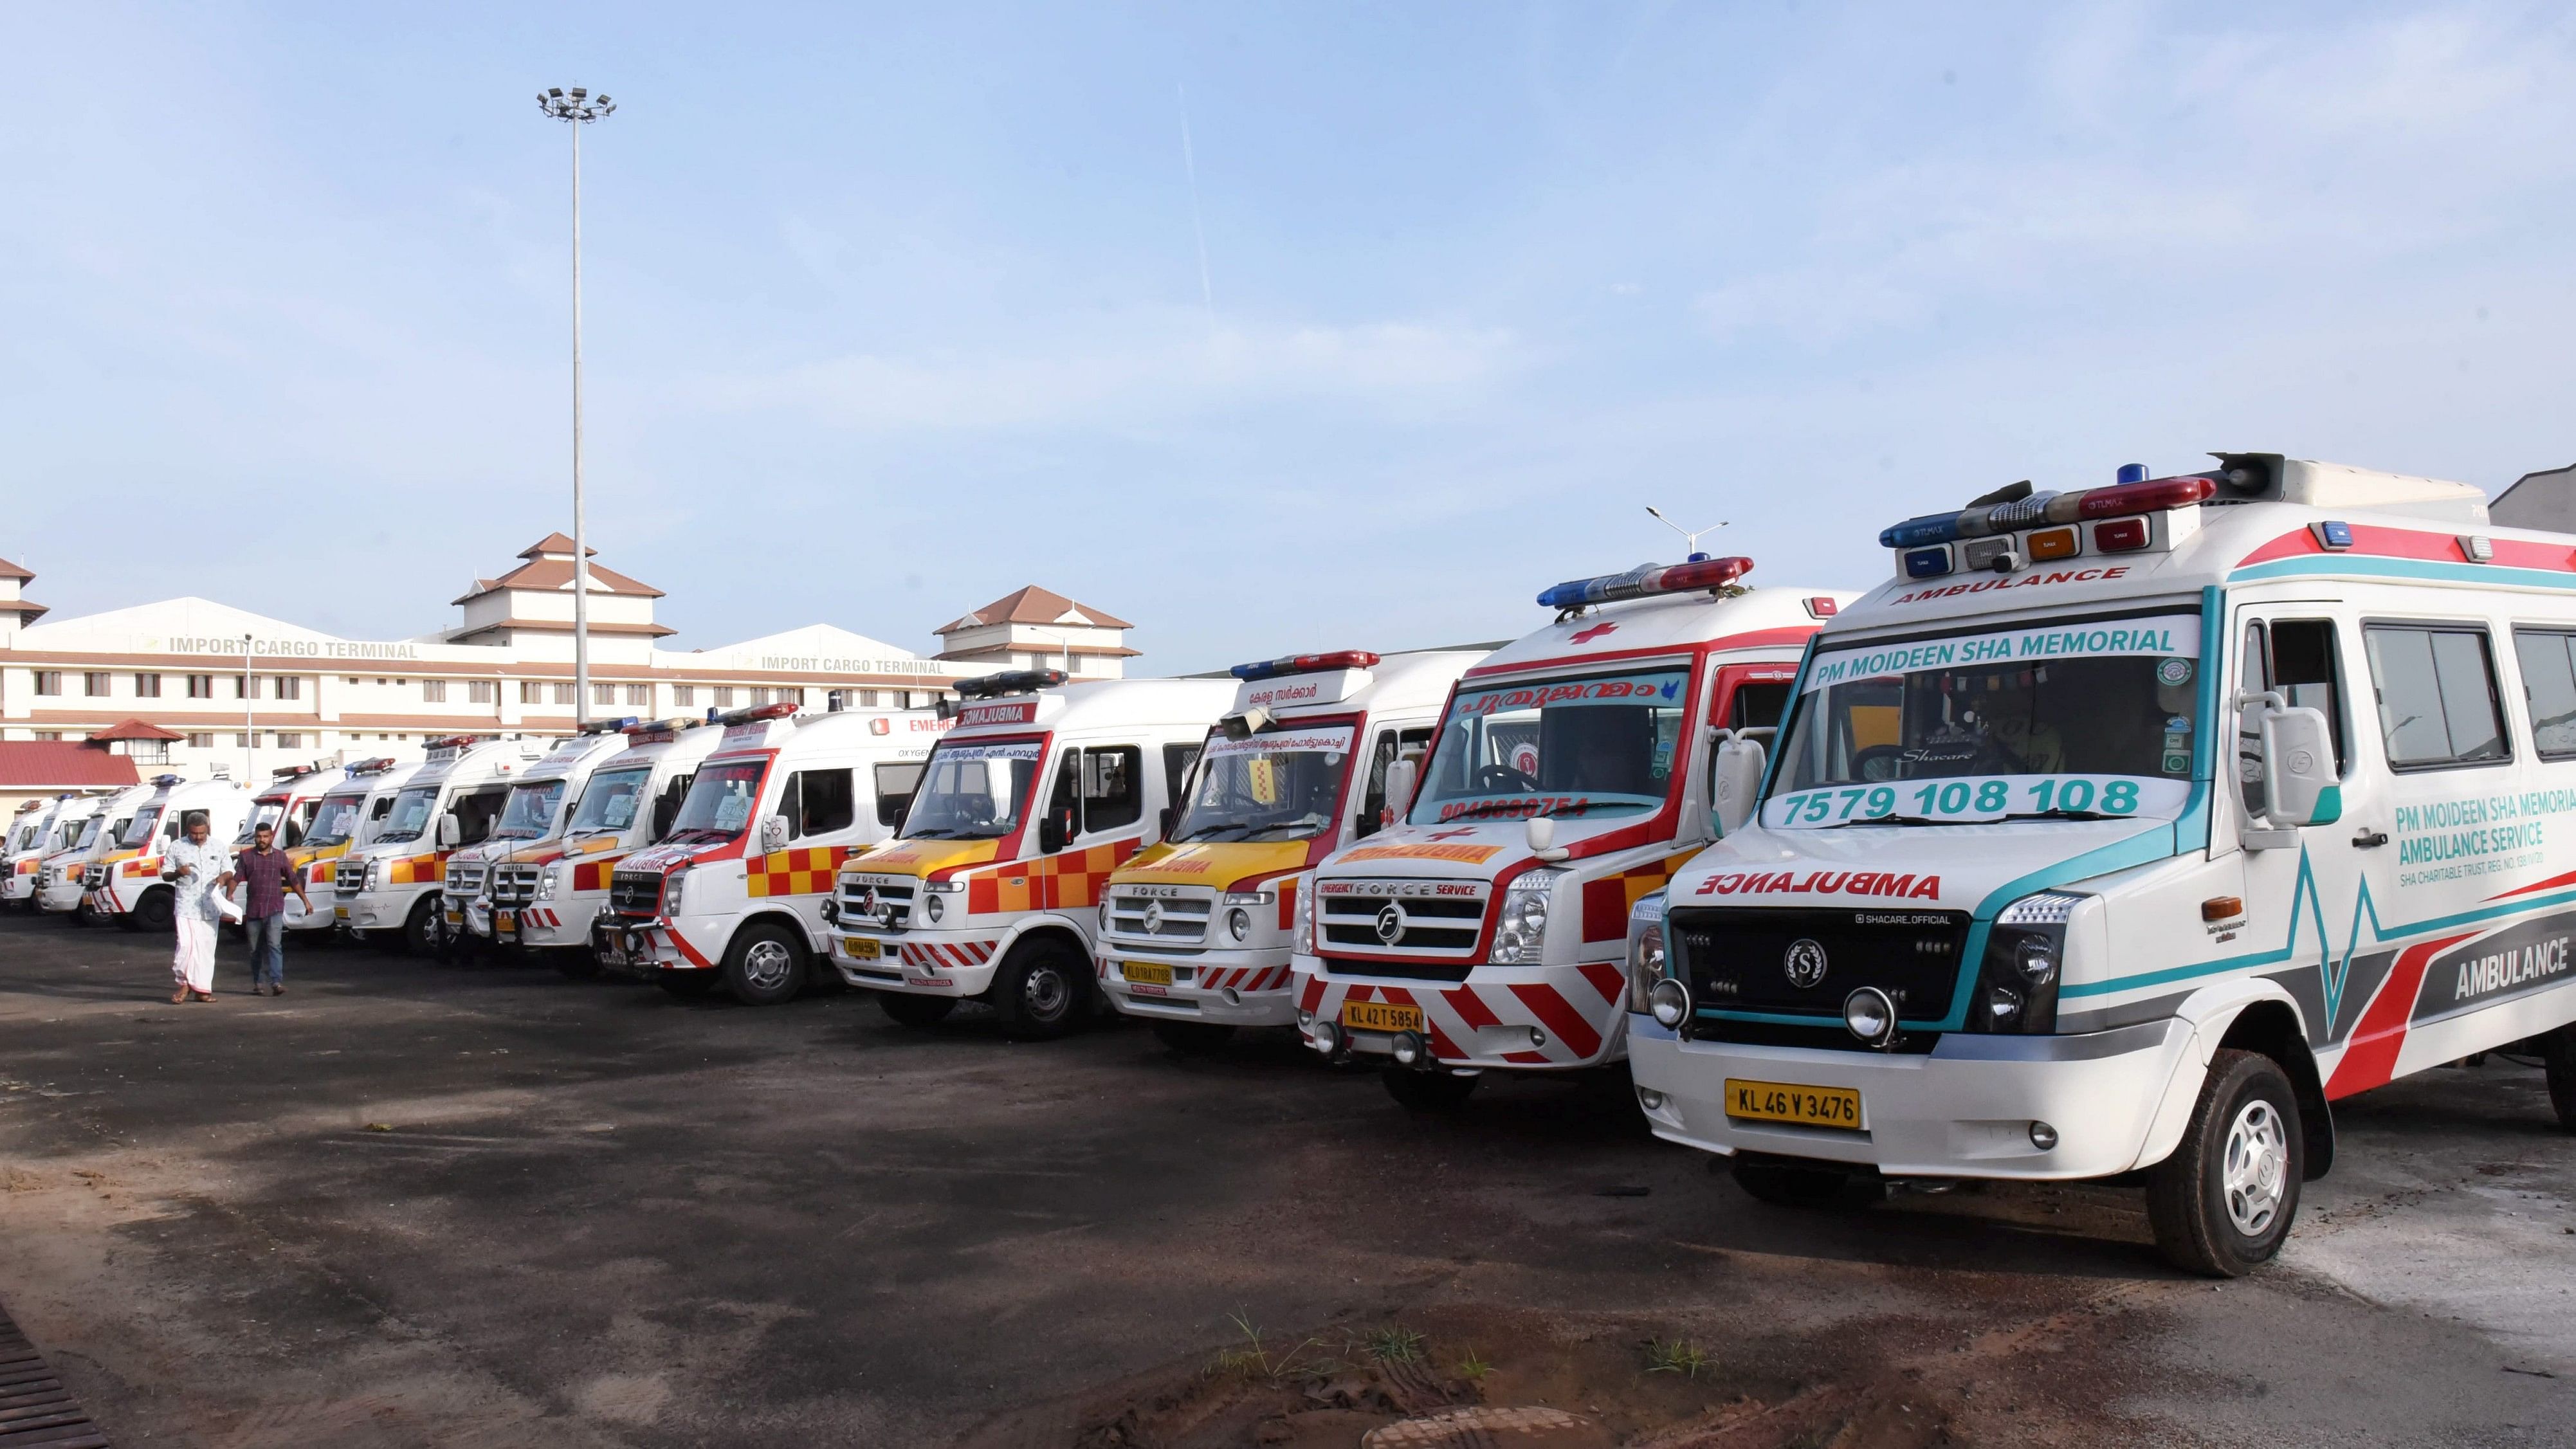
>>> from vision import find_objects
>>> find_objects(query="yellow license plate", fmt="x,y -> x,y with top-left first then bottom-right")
843,936 -> 881,961
1339,999 -> 1423,1034
1122,960 -> 1173,987
1725,1078 -> 1861,1130
334,906 -> 349,920
496,911 -> 516,932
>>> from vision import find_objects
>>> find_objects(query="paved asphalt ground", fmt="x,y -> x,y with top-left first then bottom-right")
3,915 -> 2575,1447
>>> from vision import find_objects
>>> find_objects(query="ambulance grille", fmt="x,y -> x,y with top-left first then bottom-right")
608,871 -> 663,916
836,876 -> 915,931
1105,888 -> 1212,943
490,864 -> 542,906
1668,906 -> 1971,1026
444,861 -> 486,896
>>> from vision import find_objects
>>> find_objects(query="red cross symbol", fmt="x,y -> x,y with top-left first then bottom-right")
1570,620 -> 1618,644
1427,827 -> 1478,841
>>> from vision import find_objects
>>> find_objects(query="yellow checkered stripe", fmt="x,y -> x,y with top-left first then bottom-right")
388,853 -> 445,886
748,844 -> 856,898
967,840 -> 1139,914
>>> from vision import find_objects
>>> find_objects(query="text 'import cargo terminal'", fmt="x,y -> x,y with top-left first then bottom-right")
0,534 -> 1137,804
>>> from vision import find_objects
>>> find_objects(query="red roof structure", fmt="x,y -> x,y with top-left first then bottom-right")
937,585 -> 1134,634
452,535 -> 663,604
89,718 -> 187,742
0,743 -> 142,789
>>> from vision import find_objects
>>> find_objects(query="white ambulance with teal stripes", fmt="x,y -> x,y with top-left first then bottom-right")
1627,453 -> 2576,1276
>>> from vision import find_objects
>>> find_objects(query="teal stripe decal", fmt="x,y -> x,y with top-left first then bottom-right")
2231,556 -> 2576,592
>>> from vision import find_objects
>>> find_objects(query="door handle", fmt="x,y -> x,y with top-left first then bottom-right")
2353,829 -> 2389,848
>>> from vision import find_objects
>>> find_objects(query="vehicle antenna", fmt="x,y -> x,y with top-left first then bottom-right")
1645,506 -> 1728,562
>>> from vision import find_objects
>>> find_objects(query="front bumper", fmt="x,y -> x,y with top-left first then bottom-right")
338,888 -> 421,932
594,915 -> 723,972
1292,953 -> 1631,1070
1101,942 -> 1298,1026
1626,1016 -> 2196,1181
832,928 -> 1001,998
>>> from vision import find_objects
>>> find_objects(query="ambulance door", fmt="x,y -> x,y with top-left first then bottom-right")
2336,615 -> 2532,1082
1037,744 -> 1144,918
2232,610 -> 2375,1057
1354,726 -> 1434,841
771,763 -> 861,937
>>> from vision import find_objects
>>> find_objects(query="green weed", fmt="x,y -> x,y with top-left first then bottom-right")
1644,1336 -> 1710,1378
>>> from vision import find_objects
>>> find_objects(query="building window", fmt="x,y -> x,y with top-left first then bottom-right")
275,732 -> 304,749
134,673 -> 161,698
187,733 -> 215,749
234,733 -> 251,747
625,684 -> 650,706
470,680 -> 497,705
84,672 -> 111,697
672,684 -> 695,706
33,671 -> 61,696
520,681 -> 543,704
32,731 -> 60,742
750,688 -> 772,707
593,683 -> 617,706
273,676 -> 301,701
713,687 -> 735,707
860,689 -> 881,707
129,741 -> 172,765
552,683 -> 576,705
347,677 -> 360,685
423,679 -> 448,703
187,674 -> 213,698
235,675 -> 250,699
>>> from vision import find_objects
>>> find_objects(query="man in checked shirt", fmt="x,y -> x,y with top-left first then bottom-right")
223,821 -> 312,997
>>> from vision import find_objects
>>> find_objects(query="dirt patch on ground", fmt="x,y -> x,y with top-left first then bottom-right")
958,1290 -> 2199,1449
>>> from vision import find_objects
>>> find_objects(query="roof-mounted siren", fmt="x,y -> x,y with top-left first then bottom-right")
152,773 -> 187,787
580,715 -> 641,735
1881,468 -> 2216,582
714,702 -> 800,728
953,669 -> 1067,700
344,756 -> 396,774
1229,650 -> 1381,682
423,734 -> 479,751
1537,556 -> 1755,617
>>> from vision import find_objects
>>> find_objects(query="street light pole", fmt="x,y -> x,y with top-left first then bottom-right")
242,632 -> 255,783
538,86 -> 615,727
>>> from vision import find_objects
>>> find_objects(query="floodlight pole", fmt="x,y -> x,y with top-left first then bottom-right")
242,632 -> 255,782
539,86 -> 615,728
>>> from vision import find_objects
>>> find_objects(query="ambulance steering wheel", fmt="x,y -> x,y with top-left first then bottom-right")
1474,763 -> 1539,792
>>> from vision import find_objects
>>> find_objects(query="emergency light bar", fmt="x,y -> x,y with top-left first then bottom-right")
423,734 -> 479,751
1229,650 -> 1382,682
343,757 -> 396,774
269,761 -> 325,779
152,774 -> 185,787
579,715 -> 641,734
1879,473 -> 2216,549
1535,555 -> 1754,612
954,669 -> 1067,699
711,702 -> 799,727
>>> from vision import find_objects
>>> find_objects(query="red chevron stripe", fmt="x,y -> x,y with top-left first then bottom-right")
1445,985 -> 1502,1032
1509,982 -> 1601,1059
2326,931 -> 2480,1099
1577,961 -> 1627,1004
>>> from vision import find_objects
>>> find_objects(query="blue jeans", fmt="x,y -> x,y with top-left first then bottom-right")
245,913 -> 286,987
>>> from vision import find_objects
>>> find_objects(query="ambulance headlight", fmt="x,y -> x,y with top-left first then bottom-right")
1648,978 -> 1691,1030
1626,891 -> 1668,1014
2013,936 -> 2056,985
1981,891 -> 2082,1034
924,892 -> 945,924
363,858 -> 383,891
1226,907 -> 1251,942
1490,868 -> 1564,964
537,870 -> 559,900
662,868 -> 686,915
819,896 -> 838,924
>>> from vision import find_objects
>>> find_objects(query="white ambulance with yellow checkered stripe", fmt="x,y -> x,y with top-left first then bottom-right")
597,702 -> 949,1005
832,672 -> 1236,1039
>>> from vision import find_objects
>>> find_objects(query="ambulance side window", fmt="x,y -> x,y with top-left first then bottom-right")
652,775 -> 691,841
1726,681 -> 1793,732
1358,728 -> 1434,837
2364,624 -> 2508,770
1162,743 -> 1201,810
794,769 -> 855,837
1081,747 -> 1143,833
874,763 -> 924,828
2511,629 -> 2576,758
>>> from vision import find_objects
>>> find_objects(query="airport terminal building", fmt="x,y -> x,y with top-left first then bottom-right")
0,535 -> 1137,785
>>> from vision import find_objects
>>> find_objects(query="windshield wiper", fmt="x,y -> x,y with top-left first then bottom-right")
1817,814 -> 1973,828
2005,808 -> 2123,822
1171,823 -> 1253,843
1242,818 -> 1328,841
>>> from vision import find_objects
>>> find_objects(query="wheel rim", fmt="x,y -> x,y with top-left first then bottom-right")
742,940 -> 794,991
2222,1098 -> 2289,1237
1021,964 -> 1070,1021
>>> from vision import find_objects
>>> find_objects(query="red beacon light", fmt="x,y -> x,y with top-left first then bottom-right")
714,701 -> 801,727
1537,555 -> 1754,611
1230,650 -> 1383,682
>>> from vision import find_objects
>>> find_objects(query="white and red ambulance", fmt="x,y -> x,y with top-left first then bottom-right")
598,702 -> 949,1005
6,796 -> 96,911
832,671 -> 1236,1039
334,734 -> 544,952
443,723 -> 637,952
219,761 -> 352,920
39,783 -> 154,921
1291,557 -> 1854,1108
87,776 -> 252,932
1095,650 -> 1486,1053
284,758 -> 416,936
478,715 -> 726,972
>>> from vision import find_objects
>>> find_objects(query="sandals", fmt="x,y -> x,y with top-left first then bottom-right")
170,989 -> 188,1004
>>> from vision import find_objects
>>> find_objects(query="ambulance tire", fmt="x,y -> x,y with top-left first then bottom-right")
1729,1153 -> 1886,1210
1152,1021 -> 1236,1057
397,897 -> 440,957
656,970 -> 718,999
723,922 -> 809,1006
1382,1066 -> 1479,1112
130,887 -> 174,934
990,938 -> 1093,1041
2539,1025 -> 2576,1133
878,992 -> 957,1028
2145,1049 -> 2303,1278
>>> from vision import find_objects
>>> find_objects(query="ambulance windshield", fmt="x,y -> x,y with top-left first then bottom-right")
666,760 -> 767,842
306,794 -> 367,848
1411,667 -> 1690,825
117,806 -> 163,849
1172,724 -> 1357,843
490,780 -> 567,841
376,787 -> 441,843
233,801 -> 286,846
569,767 -> 652,834
1768,610 -> 2204,827
900,740 -> 1043,840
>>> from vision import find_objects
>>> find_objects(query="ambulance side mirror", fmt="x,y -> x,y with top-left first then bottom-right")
1382,758 -> 1419,828
2260,702 -> 2341,828
435,814 -> 461,849
1037,812 -> 1068,855
1712,730 -> 1768,838
758,814 -> 791,853
1525,815 -> 1569,862
1157,806 -> 1176,842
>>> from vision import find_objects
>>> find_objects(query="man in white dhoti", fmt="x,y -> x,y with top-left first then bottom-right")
164,814 -> 228,1003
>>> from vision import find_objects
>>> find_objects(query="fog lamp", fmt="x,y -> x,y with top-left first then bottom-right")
1986,986 -> 2023,1026
1227,907 -> 1251,942
1311,1021 -> 1340,1053
924,893 -> 945,924
1648,978 -> 1691,1029
1636,1086 -> 1667,1111
1842,987 -> 1897,1046
2029,1120 -> 2059,1151
1391,1030 -> 1427,1067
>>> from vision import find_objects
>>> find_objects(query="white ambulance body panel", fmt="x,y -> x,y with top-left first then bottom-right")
334,737 -> 544,951
445,728 -> 636,945
475,719 -> 727,956
284,760 -> 420,933
86,777 -> 252,930
39,783 -> 156,916
6,796 -> 99,907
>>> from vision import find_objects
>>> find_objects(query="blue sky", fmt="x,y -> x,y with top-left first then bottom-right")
3,3 -> 2572,672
